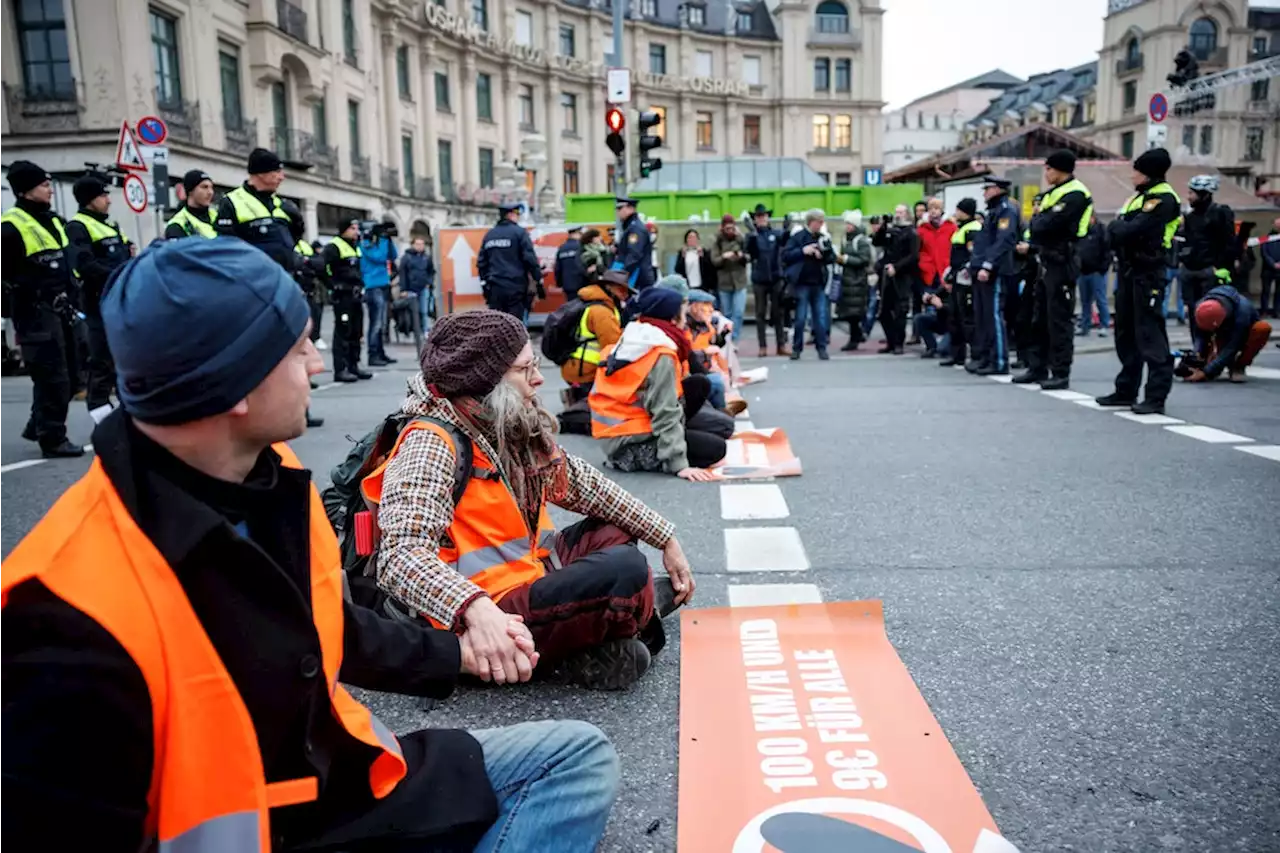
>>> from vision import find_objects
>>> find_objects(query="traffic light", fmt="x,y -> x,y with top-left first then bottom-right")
637,111 -> 663,178
606,107 -> 626,156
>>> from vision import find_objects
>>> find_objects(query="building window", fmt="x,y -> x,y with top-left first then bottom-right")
478,147 -> 494,188
640,0 -> 657,16
347,99 -> 362,159
834,114 -> 851,149
834,58 -> 851,93
1188,17 -> 1218,61
1245,127 -> 1264,161
563,159 -> 580,194
1054,107 -> 1069,127
696,50 -> 713,78
1120,130 -> 1134,159
1254,35 -> 1271,57
686,3 -> 705,26
835,172 -> 851,186
817,171 -> 830,184
1125,37 -> 1140,68
396,45 -> 411,99
559,24 -> 575,56
743,114 -> 761,152
518,84 -> 535,130
1199,125 -> 1213,155
515,10 -> 533,46
1181,124 -> 1195,150
439,139 -> 454,194
649,44 -> 667,75
476,72 -> 492,120
815,0 -> 848,34
402,133 -> 415,193
473,0 -> 488,31
742,55 -> 761,86
696,110 -> 713,150
1251,79 -> 1269,102
312,98 -> 328,146
271,80 -> 288,140
812,114 -> 830,149
435,70 -> 451,111
342,0 -> 357,64
151,9 -> 183,108
1122,81 -> 1137,113
15,0 -> 72,100
814,58 -> 830,92
736,10 -> 753,32
1086,100 -> 1096,123
219,44 -> 243,129
561,92 -> 578,134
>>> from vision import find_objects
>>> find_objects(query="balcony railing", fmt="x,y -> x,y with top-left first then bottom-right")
158,97 -> 202,145
1192,45 -> 1229,67
814,13 -> 848,33
412,177 -> 437,200
808,19 -> 860,47
381,167 -> 401,194
2,80 -> 82,133
277,0 -> 308,43
350,154 -> 371,185
269,126 -> 337,172
1116,53 -> 1143,75
224,118 -> 258,158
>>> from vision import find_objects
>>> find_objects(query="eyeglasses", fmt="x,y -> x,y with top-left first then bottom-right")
508,360 -> 542,382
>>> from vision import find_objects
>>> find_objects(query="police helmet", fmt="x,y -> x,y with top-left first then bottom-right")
1188,175 -> 1219,193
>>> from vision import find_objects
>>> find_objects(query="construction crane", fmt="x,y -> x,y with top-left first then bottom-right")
1168,54 -> 1280,104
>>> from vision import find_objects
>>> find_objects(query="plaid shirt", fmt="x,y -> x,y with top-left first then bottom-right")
376,374 -> 675,628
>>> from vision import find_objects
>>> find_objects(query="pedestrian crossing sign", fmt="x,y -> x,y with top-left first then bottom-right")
115,121 -> 147,173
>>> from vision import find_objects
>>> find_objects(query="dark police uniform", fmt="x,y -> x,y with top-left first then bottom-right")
967,183 -> 1021,373
215,183 -> 298,272
164,204 -> 217,239
477,215 -> 541,318
323,235 -> 371,381
1,200 -> 78,453
66,209 -> 131,411
943,217 -> 981,366
554,235 -> 585,300
1106,181 -> 1182,407
612,199 -> 654,292
1024,178 -> 1093,384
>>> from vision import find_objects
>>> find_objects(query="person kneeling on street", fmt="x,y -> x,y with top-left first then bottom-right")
1182,285 -> 1274,383
368,309 -> 696,691
686,289 -> 742,415
591,287 -> 727,481
2,239 -> 621,853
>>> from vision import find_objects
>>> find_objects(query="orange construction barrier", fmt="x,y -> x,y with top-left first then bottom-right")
715,428 -> 802,479
678,601 -> 1016,852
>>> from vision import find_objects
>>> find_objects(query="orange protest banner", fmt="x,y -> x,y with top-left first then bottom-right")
678,601 -> 1014,853
716,428 -> 802,479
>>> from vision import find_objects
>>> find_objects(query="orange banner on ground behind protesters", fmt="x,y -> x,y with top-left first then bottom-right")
716,428 -> 802,479
679,602 -> 1015,853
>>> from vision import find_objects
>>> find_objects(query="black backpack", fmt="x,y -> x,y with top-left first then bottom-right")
321,413 -> 473,611
540,298 -> 609,365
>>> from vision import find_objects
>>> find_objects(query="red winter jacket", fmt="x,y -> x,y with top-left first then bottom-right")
917,219 -> 957,286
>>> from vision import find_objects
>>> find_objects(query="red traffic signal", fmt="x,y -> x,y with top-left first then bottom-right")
606,107 -> 625,133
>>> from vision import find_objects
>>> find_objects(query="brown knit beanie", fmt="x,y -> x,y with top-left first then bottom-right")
420,310 -> 529,398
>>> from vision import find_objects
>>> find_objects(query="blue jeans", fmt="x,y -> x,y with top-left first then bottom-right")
365,286 -> 390,359
792,284 -> 829,353
718,288 -> 746,342
416,288 -> 435,335
912,309 -> 949,355
1077,272 -> 1110,332
471,720 -> 620,853
1163,267 -> 1185,320
706,371 -> 726,409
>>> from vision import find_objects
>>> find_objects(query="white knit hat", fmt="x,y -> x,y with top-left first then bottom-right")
842,209 -> 864,226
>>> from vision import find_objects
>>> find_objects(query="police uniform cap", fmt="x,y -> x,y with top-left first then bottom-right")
982,176 -> 1012,190
615,196 -> 639,209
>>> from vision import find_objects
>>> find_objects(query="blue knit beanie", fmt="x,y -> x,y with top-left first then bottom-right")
101,238 -> 310,425
633,286 -> 684,321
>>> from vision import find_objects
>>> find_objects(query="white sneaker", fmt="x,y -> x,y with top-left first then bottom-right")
315,338 -> 328,350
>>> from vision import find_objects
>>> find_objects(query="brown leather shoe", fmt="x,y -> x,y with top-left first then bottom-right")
776,344 -> 790,357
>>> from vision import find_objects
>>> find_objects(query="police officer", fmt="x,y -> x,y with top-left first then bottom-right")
323,219 -> 372,383
555,225 -> 586,300
1,161 -> 83,457
1097,148 -> 1182,415
1009,198 -> 1040,371
612,196 -> 655,292
66,173 -> 131,416
477,201 -> 542,319
1014,150 -> 1093,390
940,198 -> 981,367
163,170 -> 217,239
966,177 -> 1021,375
1179,174 -> 1235,351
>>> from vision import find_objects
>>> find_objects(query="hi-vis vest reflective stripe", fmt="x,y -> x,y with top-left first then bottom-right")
327,236 -> 362,276
167,206 -> 217,239
951,219 -> 981,246
360,421 -> 553,606
2,207 -> 68,255
296,239 -> 315,256
0,445 -> 407,852
226,186 -> 290,227
1039,178 -> 1094,238
1121,182 -> 1182,249
570,302 -> 619,366
588,345 -> 684,438
71,211 -> 129,244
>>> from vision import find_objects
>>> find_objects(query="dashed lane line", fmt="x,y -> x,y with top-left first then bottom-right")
0,444 -> 96,476
724,527 -> 811,573
1248,366 -> 1280,380
1040,389 -> 1093,402
1236,445 -> 1280,462
1163,425 -> 1255,444
719,483 -> 790,520
987,374 -> 1014,384
1113,412 -> 1185,425
728,583 -> 823,607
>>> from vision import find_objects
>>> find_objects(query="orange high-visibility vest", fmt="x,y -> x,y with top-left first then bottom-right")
0,446 -> 406,852
588,344 -> 684,438
689,325 -> 729,374
361,420 -> 554,606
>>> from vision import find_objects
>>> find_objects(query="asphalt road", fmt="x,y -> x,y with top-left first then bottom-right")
3,330 -> 1279,853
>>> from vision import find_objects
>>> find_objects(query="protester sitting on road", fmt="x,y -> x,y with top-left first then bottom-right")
686,289 -> 738,414
560,268 -> 633,392
652,276 -> 740,433
1184,285 -> 1274,383
591,287 -> 726,481
2,239 -> 622,853
370,309 -> 695,691
835,210 -> 874,352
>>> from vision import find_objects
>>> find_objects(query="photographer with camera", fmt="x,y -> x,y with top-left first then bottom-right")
361,220 -> 399,366
2,161 -> 84,458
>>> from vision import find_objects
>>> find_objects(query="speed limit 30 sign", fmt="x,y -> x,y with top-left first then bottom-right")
123,173 -> 148,213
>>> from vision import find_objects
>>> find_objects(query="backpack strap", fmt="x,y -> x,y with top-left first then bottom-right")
410,416 -> 475,505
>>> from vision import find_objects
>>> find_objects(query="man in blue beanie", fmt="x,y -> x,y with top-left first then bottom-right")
2,238 -> 621,853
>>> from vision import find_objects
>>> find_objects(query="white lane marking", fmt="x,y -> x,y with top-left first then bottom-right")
1247,366 -> 1280,380
723,439 -> 746,467
735,409 -> 752,421
735,420 -> 755,431
728,583 -> 823,607
720,483 -> 790,520
0,459 -> 47,474
987,374 -> 1014,383
1114,412 -> 1185,425
1164,425 -> 1255,444
1040,389 -> 1093,401
1072,399 -> 1110,410
1014,381 -> 1040,391
1235,444 -> 1280,462
311,382 -> 339,393
725,527 -> 811,572
953,364 -> 967,370
746,442 -> 769,466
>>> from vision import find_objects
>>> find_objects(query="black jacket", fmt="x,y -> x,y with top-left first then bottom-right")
1,198 -> 74,312
970,194 -> 1021,277
1109,182 -> 1182,272
781,228 -> 835,289
163,203 -> 215,239
477,219 -> 540,295
873,222 -> 920,277
746,227 -> 784,284
1,411 -> 496,852
674,245 -> 717,292
1179,200 -> 1236,271
1030,182 -> 1091,259
323,237 -> 365,295
65,209 -> 130,315
215,182 -> 299,272
1076,221 -> 1112,275
555,237 -> 585,299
